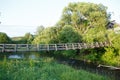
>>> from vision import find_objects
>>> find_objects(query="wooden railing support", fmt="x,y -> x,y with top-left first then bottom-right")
0,42 -> 109,52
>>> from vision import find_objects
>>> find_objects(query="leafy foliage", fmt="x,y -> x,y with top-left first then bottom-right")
32,2 -> 116,62
0,32 -> 11,43
83,27 -> 107,43
23,32 -> 34,44
12,33 -> 34,44
33,27 -> 58,44
57,2 -> 109,34
58,25 -> 82,43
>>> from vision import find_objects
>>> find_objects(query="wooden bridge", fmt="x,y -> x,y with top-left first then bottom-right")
0,42 -> 109,52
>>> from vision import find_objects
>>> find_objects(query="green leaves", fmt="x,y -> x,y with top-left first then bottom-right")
33,27 -> 59,44
0,32 -> 11,43
59,2 -> 109,34
58,25 -> 82,43
23,33 -> 34,44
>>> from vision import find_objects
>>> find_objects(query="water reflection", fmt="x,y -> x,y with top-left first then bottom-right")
8,55 -> 23,59
0,52 -> 41,59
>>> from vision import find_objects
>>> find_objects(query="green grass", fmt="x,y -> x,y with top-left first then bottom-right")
0,57 -> 110,80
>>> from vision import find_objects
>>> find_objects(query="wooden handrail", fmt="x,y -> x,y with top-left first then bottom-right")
0,42 -> 109,52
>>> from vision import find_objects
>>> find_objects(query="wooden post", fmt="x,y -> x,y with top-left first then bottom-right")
47,45 -> 49,51
104,42 -> 107,46
83,43 -> 87,49
78,43 -> 81,49
90,43 -> 94,48
37,44 -> 39,51
72,44 -> 75,50
2,44 -> 5,52
55,44 -> 57,51
14,44 -> 17,52
65,44 -> 68,50
95,42 -> 99,47
27,44 -> 29,51
99,42 -> 104,47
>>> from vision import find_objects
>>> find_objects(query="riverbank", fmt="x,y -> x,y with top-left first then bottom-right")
0,57 -> 110,80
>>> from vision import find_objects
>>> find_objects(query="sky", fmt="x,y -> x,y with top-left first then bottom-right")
0,0 -> 120,37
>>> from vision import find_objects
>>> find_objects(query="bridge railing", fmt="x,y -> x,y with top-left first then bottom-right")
0,42 -> 110,52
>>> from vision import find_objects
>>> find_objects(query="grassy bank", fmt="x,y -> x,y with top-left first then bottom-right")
0,57 -> 110,80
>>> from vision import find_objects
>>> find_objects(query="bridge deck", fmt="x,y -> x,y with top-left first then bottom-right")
0,42 -> 109,52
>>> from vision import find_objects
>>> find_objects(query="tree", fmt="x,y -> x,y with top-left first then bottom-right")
57,2 -> 109,34
0,32 -> 11,43
33,27 -> 58,44
23,33 -> 34,44
36,25 -> 45,35
58,25 -> 82,43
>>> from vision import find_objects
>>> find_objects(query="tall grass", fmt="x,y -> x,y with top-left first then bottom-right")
0,57 -> 110,80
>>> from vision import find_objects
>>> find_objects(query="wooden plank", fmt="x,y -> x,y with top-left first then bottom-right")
98,64 -> 120,70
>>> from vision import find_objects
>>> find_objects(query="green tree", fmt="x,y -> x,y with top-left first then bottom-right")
33,27 -> 58,44
0,32 -> 11,43
22,33 -> 34,44
57,2 -> 109,34
58,25 -> 82,43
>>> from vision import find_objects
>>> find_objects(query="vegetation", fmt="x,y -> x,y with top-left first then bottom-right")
12,33 -> 34,44
32,2 -> 119,66
1,2 -> 120,66
0,57 -> 110,80
0,32 -> 11,43
1,2 -> 120,80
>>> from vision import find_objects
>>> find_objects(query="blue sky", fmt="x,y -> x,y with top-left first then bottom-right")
0,0 -> 120,37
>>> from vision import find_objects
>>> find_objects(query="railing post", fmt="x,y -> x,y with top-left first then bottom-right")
95,42 -> 99,47
47,45 -> 49,51
14,44 -> 17,52
99,42 -> 104,47
26,44 -> 29,51
83,43 -> 87,49
72,44 -> 75,50
37,44 -> 40,51
55,44 -> 57,51
65,44 -> 68,50
90,43 -> 94,48
2,44 -> 5,52
78,43 -> 82,49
